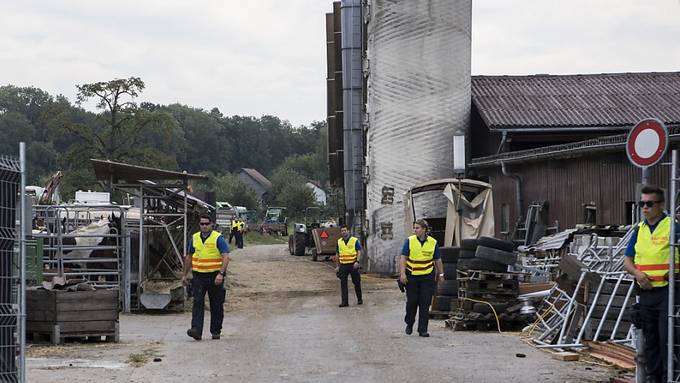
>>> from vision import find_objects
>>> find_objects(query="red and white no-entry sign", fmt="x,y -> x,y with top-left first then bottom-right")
626,118 -> 668,168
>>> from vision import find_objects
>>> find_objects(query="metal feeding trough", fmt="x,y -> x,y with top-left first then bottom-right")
139,281 -> 185,310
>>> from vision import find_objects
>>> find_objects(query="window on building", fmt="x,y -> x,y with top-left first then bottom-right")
500,204 -> 510,235
583,202 -> 596,225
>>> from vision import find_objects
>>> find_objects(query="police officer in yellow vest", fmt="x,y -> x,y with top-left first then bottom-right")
182,214 -> 230,341
399,219 -> 444,337
335,225 -> 363,307
236,219 -> 245,249
229,219 -> 239,245
624,185 -> 679,382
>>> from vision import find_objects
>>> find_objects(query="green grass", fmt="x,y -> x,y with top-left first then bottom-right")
127,348 -> 162,367
243,231 -> 288,246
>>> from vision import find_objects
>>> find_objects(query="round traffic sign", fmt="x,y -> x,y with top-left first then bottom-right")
626,118 -> 668,168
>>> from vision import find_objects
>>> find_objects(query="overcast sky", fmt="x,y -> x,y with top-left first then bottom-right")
1,0 -> 679,126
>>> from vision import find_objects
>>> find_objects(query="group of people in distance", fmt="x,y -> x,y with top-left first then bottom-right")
180,214 -> 442,341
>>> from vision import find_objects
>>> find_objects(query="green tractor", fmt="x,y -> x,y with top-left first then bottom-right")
260,207 -> 288,236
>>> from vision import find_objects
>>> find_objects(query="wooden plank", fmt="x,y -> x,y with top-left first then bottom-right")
56,300 -> 118,312
27,320 -> 117,334
26,290 -> 56,312
584,341 -> 636,370
587,351 -> 636,370
551,352 -> 579,361
58,310 -> 118,322
519,282 -> 554,295
28,309 -> 118,322
26,309 -> 56,322
55,290 -> 118,302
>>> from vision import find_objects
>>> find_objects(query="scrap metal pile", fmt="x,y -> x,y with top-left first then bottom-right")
522,226 -> 638,368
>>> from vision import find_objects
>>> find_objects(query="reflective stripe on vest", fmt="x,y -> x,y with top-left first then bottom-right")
192,231 -> 223,273
634,216 -> 680,288
406,235 -> 436,275
337,237 -> 358,264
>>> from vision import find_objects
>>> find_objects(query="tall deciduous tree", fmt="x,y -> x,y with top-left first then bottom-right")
48,77 -> 179,196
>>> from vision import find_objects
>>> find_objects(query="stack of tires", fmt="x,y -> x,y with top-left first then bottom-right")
458,237 -> 516,273
454,236 -> 526,329
431,246 -> 459,313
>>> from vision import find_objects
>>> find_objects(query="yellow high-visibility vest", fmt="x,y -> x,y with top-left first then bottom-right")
337,237 -> 358,264
406,235 -> 436,276
238,221 -> 245,232
191,231 -> 223,273
231,220 -> 239,230
634,216 -> 680,288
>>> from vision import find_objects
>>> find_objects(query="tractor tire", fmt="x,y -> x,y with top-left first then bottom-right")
288,235 -> 295,255
475,246 -> 517,266
457,258 -> 508,273
477,236 -> 514,252
440,247 -> 459,263
437,280 -> 458,296
461,239 -> 478,251
459,249 -> 476,259
443,263 -> 457,280
294,233 -> 306,256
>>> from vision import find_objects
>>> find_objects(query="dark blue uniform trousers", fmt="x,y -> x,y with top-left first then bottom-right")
191,271 -> 226,336
338,263 -> 362,304
404,272 -> 435,333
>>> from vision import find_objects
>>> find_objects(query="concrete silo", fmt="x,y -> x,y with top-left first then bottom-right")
364,0 -> 472,273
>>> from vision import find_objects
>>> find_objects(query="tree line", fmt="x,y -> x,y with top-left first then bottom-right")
0,77 -> 332,216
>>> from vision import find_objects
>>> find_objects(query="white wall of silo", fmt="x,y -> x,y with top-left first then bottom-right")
364,0 -> 472,274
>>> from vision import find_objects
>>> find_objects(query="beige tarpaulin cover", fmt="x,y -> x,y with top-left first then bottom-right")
443,183 -> 495,246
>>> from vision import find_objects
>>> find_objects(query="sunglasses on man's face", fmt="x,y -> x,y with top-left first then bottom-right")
638,201 -> 661,208
199,222 -> 211,226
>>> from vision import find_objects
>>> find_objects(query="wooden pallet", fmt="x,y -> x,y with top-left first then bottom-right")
445,316 -> 530,332
458,289 -> 518,302
27,322 -> 119,345
461,270 -> 528,281
445,318 -> 498,331
458,279 -> 519,294
27,289 -> 120,345
445,308 -> 532,332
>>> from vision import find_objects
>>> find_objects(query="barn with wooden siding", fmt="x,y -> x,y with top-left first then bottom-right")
467,72 -> 680,239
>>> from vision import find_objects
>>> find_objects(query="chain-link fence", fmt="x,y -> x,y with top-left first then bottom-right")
0,152 -> 22,383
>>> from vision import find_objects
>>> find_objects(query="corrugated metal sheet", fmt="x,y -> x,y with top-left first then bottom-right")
472,72 -> 680,130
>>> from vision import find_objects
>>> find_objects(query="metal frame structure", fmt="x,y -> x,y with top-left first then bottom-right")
527,224 -> 638,351
90,159 -> 209,310
530,271 -> 636,349
0,143 -> 25,382
31,204 -> 130,310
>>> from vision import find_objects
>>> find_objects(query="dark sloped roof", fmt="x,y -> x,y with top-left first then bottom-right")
239,168 -> 272,191
471,72 -> 680,130
91,159 -> 207,182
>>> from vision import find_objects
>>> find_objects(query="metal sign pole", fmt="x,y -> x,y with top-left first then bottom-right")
669,150 -> 677,383
19,142 -> 26,383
